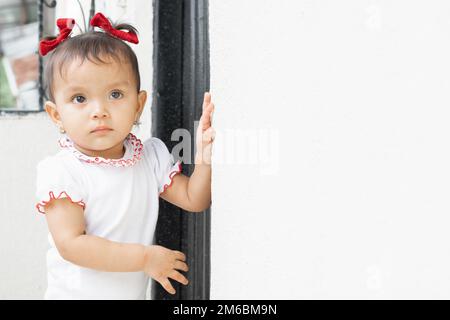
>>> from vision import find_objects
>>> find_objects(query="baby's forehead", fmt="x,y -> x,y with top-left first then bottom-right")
55,55 -> 135,86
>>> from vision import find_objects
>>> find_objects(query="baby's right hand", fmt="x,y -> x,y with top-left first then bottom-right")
143,245 -> 189,295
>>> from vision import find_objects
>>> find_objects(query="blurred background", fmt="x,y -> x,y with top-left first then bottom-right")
0,0 -> 39,111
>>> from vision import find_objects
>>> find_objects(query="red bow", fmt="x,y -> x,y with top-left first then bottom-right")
38,13 -> 139,57
39,18 -> 75,56
90,12 -> 139,44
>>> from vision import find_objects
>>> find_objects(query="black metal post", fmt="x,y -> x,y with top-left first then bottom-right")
38,0 -> 44,110
89,0 -> 95,30
152,0 -> 210,300
181,0 -> 210,301
38,0 -> 57,110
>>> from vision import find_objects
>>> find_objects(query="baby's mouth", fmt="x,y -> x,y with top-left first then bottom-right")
91,126 -> 113,133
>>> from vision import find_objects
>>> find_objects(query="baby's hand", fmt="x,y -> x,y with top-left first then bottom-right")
143,245 -> 189,295
196,92 -> 216,165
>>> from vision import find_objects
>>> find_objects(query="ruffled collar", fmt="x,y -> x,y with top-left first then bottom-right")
58,132 -> 143,167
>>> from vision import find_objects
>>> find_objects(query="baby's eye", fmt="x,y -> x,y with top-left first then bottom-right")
71,95 -> 86,104
110,91 -> 123,100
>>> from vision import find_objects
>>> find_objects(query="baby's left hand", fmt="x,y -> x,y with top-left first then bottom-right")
195,92 -> 216,165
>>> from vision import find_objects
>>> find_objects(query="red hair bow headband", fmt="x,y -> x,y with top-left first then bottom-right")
39,18 -> 75,56
90,12 -> 139,44
39,12 -> 139,56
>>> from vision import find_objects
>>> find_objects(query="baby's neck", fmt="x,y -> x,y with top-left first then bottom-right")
73,143 -> 126,159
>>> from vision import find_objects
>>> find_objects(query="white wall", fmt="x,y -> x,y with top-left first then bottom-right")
0,0 -> 153,299
0,113 -> 54,299
210,0 -> 450,299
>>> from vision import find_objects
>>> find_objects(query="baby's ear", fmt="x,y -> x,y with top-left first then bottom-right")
44,101 -> 61,125
137,90 -> 147,113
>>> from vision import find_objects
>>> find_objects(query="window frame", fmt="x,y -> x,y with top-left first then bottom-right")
0,0 -> 40,117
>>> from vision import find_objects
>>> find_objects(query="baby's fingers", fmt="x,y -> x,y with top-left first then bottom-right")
174,250 -> 186,261
202,92 -> 211,110
174,260 -> 189,272
159,277 -> 176,295
202,102 -> 214,130
169,270 -> 189,286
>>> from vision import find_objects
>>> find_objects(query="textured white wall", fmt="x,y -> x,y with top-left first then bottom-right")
0,114 -> 55,299
210,0 -> 450,299
0,0 -> 153,299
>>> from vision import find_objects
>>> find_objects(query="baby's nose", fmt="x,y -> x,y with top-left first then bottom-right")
91,103 -> 109,118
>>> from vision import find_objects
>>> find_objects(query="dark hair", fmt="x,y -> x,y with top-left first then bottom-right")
43,23 -> 140,102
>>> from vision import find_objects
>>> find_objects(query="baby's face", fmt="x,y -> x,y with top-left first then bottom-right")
46,55 -> 146,159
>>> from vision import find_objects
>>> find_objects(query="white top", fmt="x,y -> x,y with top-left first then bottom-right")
35,133 -> 182,300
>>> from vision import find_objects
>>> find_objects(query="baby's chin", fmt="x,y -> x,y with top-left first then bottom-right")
72,134 -> 123,151
74,142 -> 125,159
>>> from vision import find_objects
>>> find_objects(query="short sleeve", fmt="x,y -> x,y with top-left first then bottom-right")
35,157 -> 86,214
149,137 -> 182,194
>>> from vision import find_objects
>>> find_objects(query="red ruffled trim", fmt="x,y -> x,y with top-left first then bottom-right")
159,161 -> 182,194
58,133 -> 143,167
36,191 -> 86,214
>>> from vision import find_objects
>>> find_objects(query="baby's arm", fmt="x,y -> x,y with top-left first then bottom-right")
45,198 -> 189,294
159,92 -> 215,212
160,164 -> 211,212
45,198 -> 145,271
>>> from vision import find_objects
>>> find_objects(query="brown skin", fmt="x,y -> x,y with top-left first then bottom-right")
45,55 -> 146,159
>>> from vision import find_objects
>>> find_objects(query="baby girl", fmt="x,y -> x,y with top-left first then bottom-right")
35,13 -> 215,299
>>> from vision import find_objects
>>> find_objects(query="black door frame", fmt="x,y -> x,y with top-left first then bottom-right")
152,0 -> 210,300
